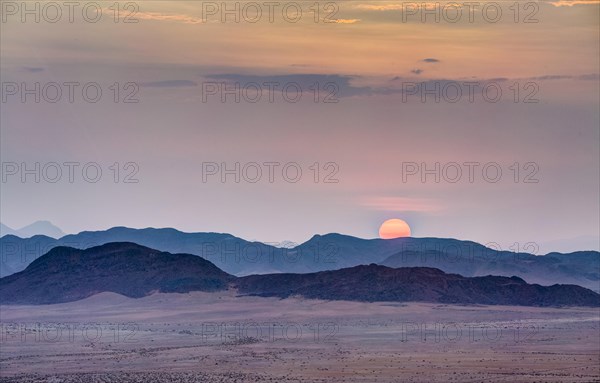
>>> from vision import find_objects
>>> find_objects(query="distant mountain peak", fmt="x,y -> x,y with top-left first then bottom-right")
1,221 -> 65,239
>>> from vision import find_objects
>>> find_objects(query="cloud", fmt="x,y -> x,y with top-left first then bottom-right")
132,11 -> 204,24
577,74 -> 600,80
362,197 -> 442,212
355,4 -> 404,11
200,72 -> 599,100
22,67 -> 44,73
527,75 -> 570,80
524,74 -> 599,81
329,18 -> 361,24
422,58 -> 440,63
548,0 -> 599,6
354,3 -> 463,11
377,78 -> 504,97
140,80 -> 198,88
204,73 -> 372,98
382,73 -> 598,95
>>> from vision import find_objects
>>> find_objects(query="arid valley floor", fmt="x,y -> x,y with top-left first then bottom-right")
1,291 -> 599,382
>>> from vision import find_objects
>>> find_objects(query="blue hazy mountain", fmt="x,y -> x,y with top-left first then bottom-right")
0,227 -> 598,291
0,221 -> 65,239
0,223 -> 19,237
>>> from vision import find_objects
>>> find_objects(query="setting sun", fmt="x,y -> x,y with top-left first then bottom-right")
379,219 -> 411,239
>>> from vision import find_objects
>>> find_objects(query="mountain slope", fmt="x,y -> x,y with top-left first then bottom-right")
0,242 -> 233,304
236,264 -> 600,307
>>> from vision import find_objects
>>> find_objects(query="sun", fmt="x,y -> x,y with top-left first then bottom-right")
379,219 -> 411,239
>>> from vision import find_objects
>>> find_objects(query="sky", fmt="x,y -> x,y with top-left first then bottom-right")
1,0 -> 599,253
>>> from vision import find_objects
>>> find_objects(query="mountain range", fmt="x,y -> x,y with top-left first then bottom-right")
0,221 -> 65,239
1,227 -> 598,292
1,242 -> 598,306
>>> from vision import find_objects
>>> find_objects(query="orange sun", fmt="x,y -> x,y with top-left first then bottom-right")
379,219 -> 411,239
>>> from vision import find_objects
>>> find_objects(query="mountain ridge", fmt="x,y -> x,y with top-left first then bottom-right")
1,227 -> 598,292
0,221 -> 65,239
1,243 -> 598,307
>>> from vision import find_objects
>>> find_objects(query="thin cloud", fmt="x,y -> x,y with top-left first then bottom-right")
355,4 -> 404,11
200,72 -> 599,100
140,80 -> 198,88
204,73 -> 371,98
577,74 -> 600,80
132,11 -> 204,24
22,67 -> 45,73
527,75 -> 571,80
548,0 -> 599,6
524,74 -> 599,81
355,3 -> 459,11
329,18 -> 361,24
362,197 -> 442,213
422,58 -> 440,63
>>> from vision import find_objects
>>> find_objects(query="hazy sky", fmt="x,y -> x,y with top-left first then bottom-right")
1,0 -> 599,253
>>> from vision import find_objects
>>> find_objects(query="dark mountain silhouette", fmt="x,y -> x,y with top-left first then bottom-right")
1,243 -> 598,307
236,264 -> 600,307
1,227 -> 598,292
380,249 -> 600,292
0,243 -> 233,304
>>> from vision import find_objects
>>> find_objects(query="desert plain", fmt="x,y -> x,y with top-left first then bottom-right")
0,291 -> 599,383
